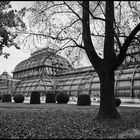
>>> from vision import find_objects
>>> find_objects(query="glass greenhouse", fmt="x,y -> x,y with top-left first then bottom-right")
0,47 -> 140,100
12,47 -> 73,96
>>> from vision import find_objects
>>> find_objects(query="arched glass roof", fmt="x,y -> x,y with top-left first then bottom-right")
13,47 -> 73,73
13,47 -> 73,95
14,76 -> 54,96
56,62 -> 140,98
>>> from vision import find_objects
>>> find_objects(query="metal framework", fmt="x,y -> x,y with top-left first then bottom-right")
12,47 -> 73,96
0,46 -> 140,99
56,63 -> 140,98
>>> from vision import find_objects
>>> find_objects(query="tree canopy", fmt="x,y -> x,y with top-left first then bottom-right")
0,1 -> 26,58
16,1 -> 140,67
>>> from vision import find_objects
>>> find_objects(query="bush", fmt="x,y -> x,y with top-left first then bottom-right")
77,94 -> 91,106
56,92 -> 69,104
46,91 -> 56,103
2,94 -> 11,102
0,94 -> 2,101
13,94 -> 25,103
30,91 -> 40,104
115,97 -> 121,107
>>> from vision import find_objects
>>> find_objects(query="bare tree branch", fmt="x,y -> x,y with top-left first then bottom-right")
114,23 -> 140,69
63,1 -> 82,21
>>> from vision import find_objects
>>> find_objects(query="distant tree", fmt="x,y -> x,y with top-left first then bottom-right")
19,1 -> 140,119
0,1 -> 26,58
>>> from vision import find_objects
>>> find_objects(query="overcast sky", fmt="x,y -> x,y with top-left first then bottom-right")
0,1 -> 33,76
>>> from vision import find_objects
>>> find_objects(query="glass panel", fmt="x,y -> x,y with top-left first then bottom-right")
78,90 -> 89,95
91,83 -> 100,88
116,90 -> 130,97
30,86 -> 35,91
70,85 -> 79,90
37,86 -> 45,91
133,90 -> 140,98
122,69 -> 134,74
24,86 -> 30,91
85,83 -> 90,89
92,77 -> 99,82
135,72 -> 140,77
134,80 -> 140,86
16,87 -> 23,92
70,91 -> 77,96
62,86 -> 70,90
117,80 -> 131,87
56,85 -> 63,90
65,80 -> 72,85
119,73 -> 132,79
72,79 -> 81,84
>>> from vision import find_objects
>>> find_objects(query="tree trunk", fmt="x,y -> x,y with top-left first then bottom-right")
97,68 -> 121,119
82,1 -> 122,119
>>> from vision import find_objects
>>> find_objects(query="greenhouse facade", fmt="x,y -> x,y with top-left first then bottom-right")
0,47 -> 140,99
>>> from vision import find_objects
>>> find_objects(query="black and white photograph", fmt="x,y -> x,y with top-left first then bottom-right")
0,1 -> 140,139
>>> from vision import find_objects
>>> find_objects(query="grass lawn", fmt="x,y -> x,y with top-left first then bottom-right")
0,102 -> 140,139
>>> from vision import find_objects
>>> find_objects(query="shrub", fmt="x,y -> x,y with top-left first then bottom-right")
77,94 -> 91,106
0,94 -> 2,101
115,97 -> 121,107
56,92 -> 69,104
13,94 -> 24,103
2,94 -> 11,102
46,91 -> 55,103
30,91 -> 40,104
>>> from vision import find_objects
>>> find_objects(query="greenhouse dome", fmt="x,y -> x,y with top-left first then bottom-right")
12,47 -> 73,96
13,47 -> 73,78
